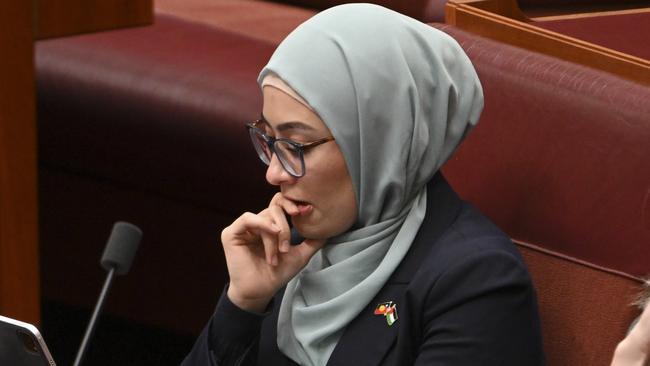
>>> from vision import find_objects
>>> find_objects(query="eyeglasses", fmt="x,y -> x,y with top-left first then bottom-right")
246,118 -> 335,178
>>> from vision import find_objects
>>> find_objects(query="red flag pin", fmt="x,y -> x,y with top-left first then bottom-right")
374,301 -> 398,326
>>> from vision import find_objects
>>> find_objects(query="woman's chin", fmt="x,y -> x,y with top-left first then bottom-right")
291,217 -> 328,241
291,222 -> 317,240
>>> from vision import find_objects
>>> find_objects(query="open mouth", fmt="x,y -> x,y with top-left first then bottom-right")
287,197 -> 313,215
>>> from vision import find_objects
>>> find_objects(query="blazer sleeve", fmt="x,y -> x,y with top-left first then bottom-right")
180,290 -> 269,366
414,243 -> 545,365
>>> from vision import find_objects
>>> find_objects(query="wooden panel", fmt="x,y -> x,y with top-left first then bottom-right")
520,1 -> 650,19
446,1 -> 650,86
0,2 -> 40,324
36,0 -> 153,39
448,0 -> 528,20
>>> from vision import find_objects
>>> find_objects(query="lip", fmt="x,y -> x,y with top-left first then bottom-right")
283,195 -> 314,216
283,195 -> 310,206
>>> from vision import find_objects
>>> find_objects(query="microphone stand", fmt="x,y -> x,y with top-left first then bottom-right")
71,221 -> 141,366
72,267 -> 116,366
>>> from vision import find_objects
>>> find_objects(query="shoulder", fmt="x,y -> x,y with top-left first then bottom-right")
424,202 -> 525,274
401,202 -> 544,365
410,202 -> 533,304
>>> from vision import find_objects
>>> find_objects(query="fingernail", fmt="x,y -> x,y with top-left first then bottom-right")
281,240 -> 290,252
272,254 -> 279,266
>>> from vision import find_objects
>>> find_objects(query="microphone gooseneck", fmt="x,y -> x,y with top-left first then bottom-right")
72,222 -> 142,366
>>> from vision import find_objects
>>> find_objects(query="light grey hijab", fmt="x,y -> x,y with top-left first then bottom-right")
257,4 -> 483,365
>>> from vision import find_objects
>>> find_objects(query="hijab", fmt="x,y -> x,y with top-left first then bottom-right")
257,4 -> 484,365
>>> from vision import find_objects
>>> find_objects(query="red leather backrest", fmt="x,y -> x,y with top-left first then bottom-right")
434,24 -> 648,364
517,241 -> 642,366
435,24 -> 650,279
37,15 -> 277,215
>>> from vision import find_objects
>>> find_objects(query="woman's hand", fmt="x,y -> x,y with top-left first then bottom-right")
611,303 -> 650,366
221,193 -> 326,313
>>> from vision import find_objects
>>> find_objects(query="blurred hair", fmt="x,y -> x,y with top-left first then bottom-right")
633,279 -> 650,310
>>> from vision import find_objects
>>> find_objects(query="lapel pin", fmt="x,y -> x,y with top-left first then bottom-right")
374,301 -> 398,326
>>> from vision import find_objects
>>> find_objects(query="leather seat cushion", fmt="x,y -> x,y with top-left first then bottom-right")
37,14 -> 277,215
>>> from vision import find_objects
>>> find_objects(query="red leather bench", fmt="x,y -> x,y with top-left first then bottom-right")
437,23 -> 650,365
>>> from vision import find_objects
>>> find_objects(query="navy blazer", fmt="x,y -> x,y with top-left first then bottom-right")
182,174 -> 545,365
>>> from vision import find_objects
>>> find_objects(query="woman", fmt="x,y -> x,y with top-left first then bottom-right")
183,4 -> 544,365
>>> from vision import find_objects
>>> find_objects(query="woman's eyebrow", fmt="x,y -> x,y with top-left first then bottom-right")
276,121 -> 315,133
260,114 -> 315,133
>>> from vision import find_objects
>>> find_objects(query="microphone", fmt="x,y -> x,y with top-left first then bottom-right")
72,222 -> 142,366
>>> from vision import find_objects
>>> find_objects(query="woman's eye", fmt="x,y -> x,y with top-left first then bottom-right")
288,143 -> 301,153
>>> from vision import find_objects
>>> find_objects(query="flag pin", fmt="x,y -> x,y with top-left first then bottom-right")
374,301 -> 398,326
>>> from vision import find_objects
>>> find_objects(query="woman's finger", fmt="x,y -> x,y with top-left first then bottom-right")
267,204 -> 291,253
224,212 -> 280,245
259,229 -> 280,266
271,192 -> 300,216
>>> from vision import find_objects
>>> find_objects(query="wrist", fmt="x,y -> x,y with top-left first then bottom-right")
227,286 -> 272,314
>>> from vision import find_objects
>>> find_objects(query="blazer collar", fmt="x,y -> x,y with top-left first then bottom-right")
389,172 -> 463,283
326,173 -> 463,365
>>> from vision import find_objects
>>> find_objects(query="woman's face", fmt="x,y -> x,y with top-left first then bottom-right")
262,86 -> 357,240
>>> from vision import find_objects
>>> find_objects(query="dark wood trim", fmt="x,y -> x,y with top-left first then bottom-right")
0,1 -> 40,325
521,1 -> 650,18
446,0 -> 529,20
530,7 -> 650,21
446,0 -> 650,86
35,0 -> 153,39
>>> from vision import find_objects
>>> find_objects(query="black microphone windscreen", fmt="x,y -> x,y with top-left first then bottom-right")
100,221 -> 142,275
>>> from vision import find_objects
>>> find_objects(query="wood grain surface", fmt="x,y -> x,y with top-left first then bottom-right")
36,0 -> 153,39
0,1 -> 40,325
446,0 -> 650,86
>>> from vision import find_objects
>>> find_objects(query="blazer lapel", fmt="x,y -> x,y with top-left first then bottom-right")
326,284 -> 405,366
326,173 -> 463,366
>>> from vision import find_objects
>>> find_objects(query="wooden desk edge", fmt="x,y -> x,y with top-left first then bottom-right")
35,0 -> 154,40
445,0 -> 650,86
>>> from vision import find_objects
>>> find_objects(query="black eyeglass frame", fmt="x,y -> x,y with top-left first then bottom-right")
246,118 -> 335,178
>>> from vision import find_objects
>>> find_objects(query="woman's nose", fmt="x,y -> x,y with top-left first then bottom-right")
265,153 -> 296,186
